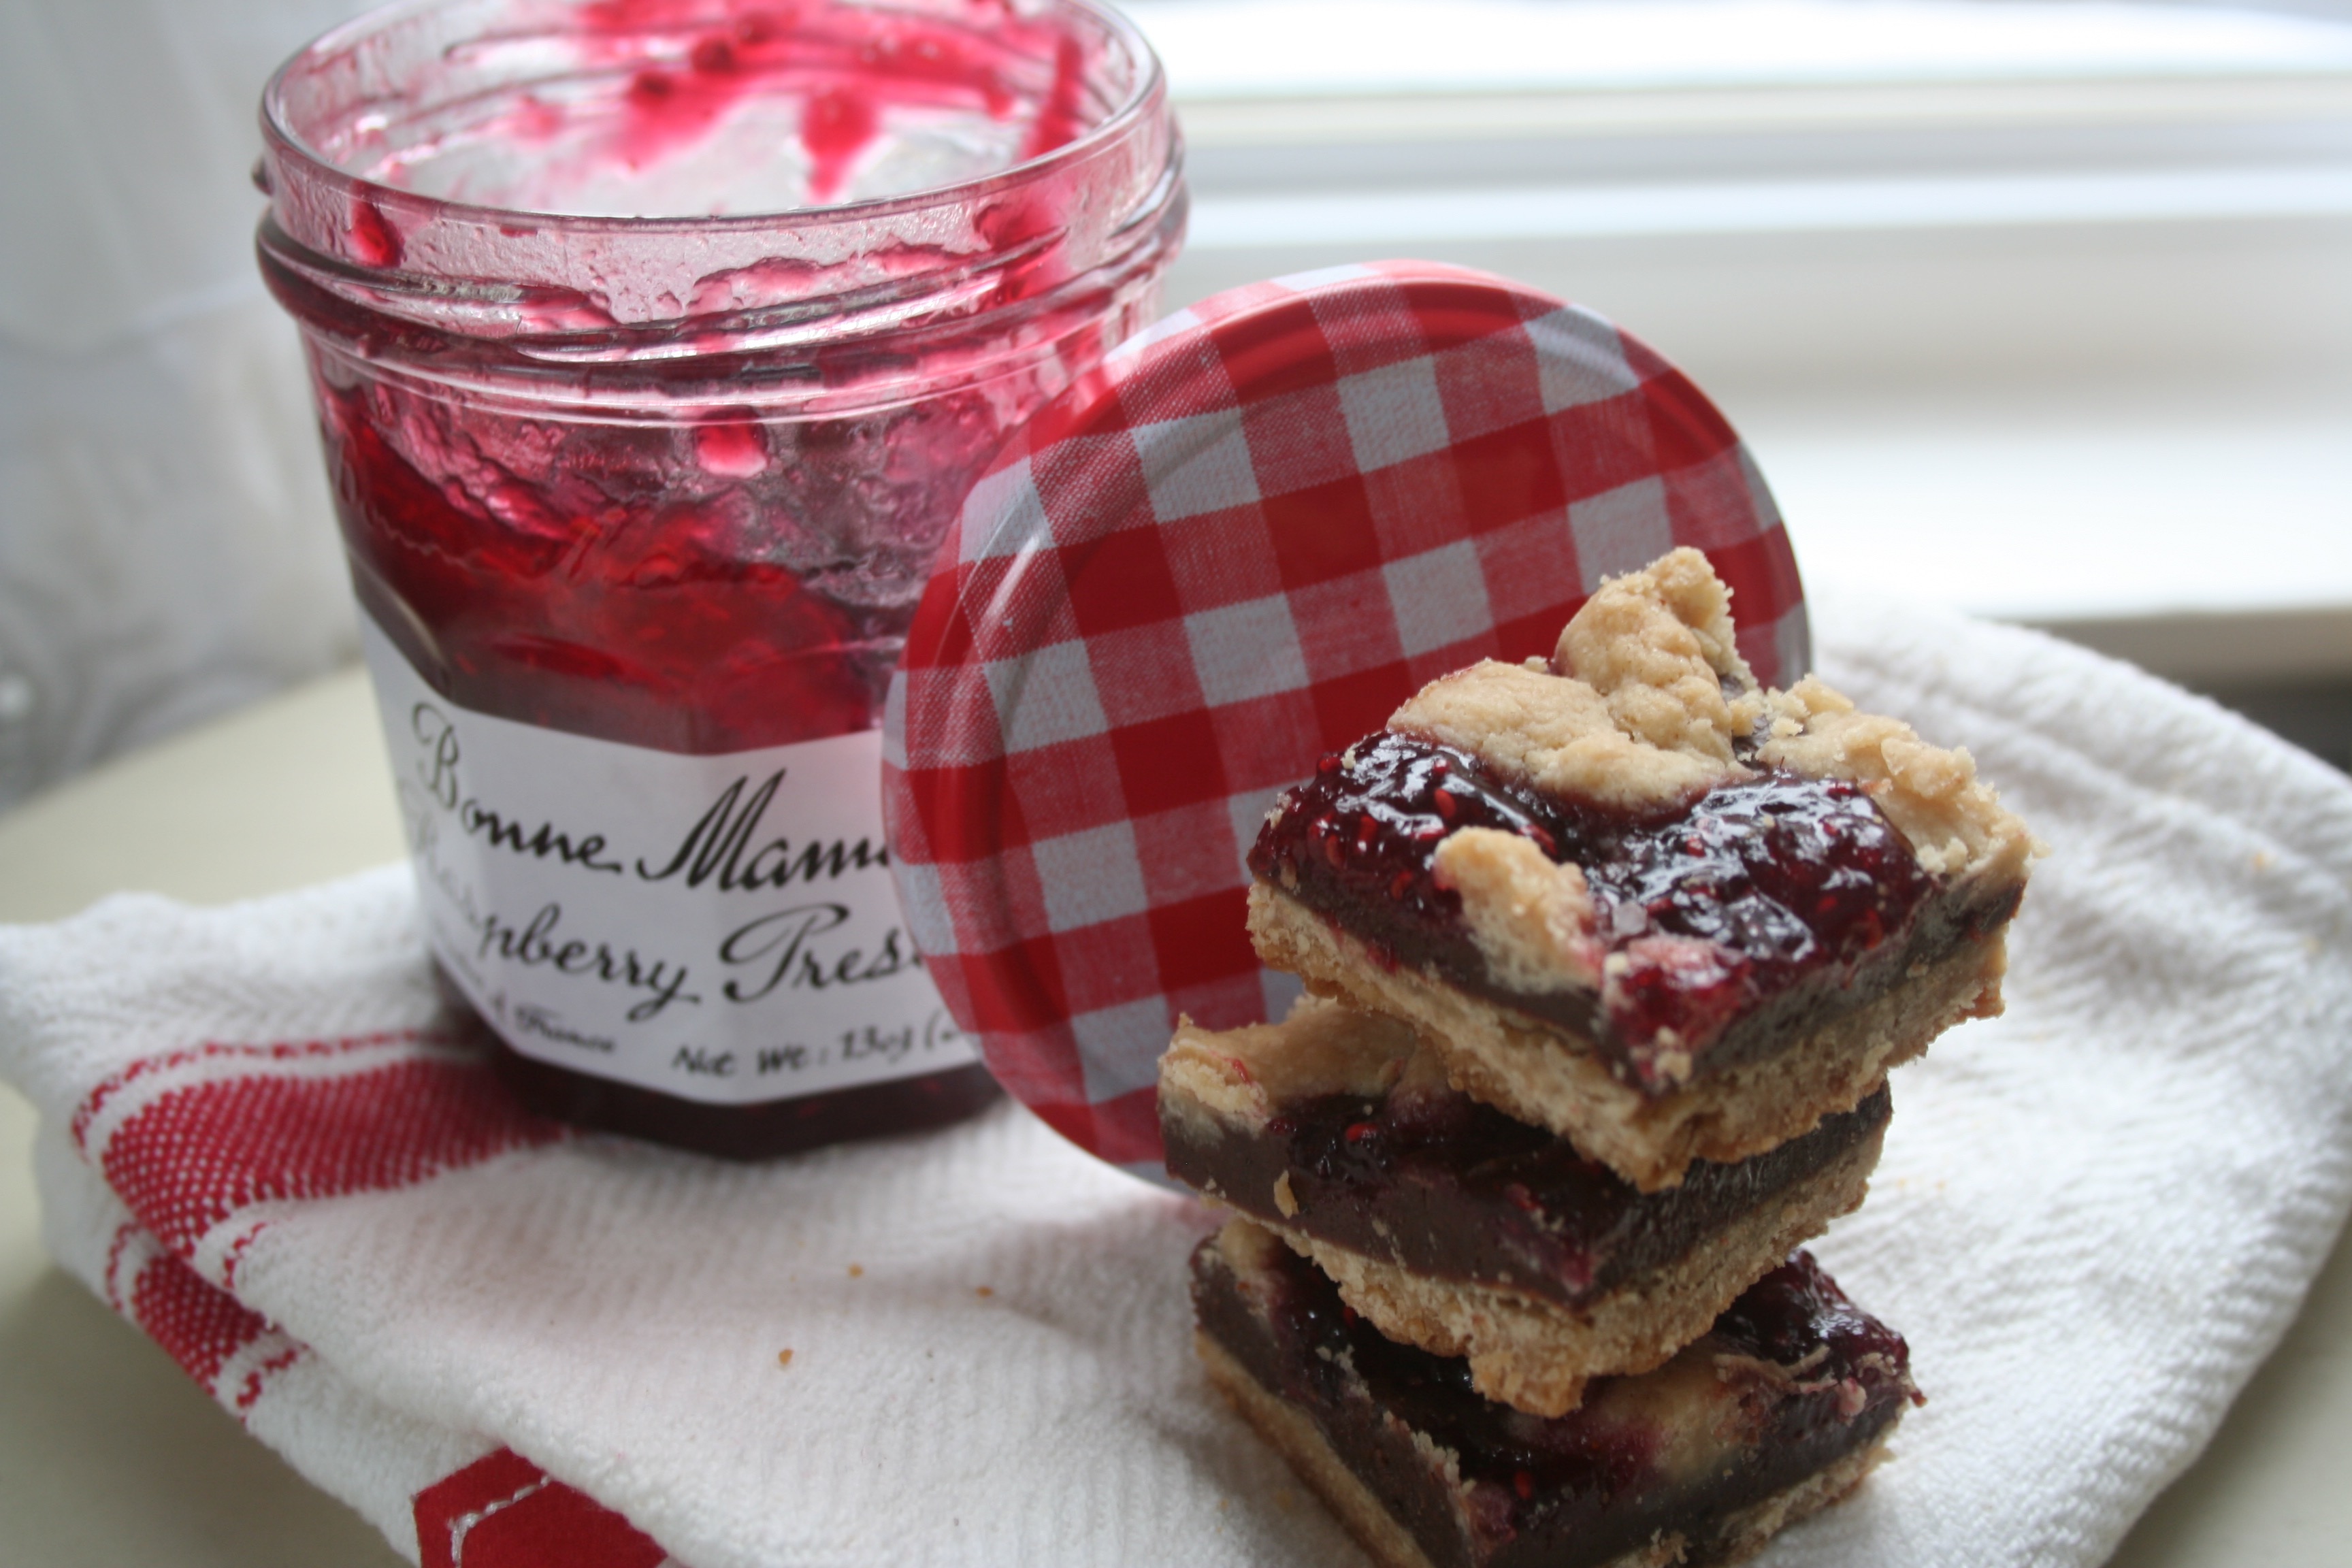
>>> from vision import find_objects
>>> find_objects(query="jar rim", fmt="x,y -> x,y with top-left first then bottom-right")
259,0 -> 1168,238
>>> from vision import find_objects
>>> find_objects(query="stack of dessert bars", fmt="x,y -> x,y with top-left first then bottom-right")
1158,551 -> 2034,1568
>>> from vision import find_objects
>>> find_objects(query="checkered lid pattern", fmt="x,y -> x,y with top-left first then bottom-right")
882,260 -> 1807,1177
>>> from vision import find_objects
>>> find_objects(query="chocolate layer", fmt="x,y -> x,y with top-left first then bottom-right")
1250,732 -> 2019,1093
1192,1222 -> 1915,1568
1166,1039 -> 1890,1309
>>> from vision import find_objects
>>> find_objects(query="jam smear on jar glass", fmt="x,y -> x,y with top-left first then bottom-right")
259,0 -> 1186,1156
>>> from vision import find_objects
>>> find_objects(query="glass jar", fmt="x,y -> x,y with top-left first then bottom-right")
257,0 -> 1184,1156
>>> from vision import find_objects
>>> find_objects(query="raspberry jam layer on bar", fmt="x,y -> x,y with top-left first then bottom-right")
1244,548 -> 2034,1189
1160,998 -> 1888,1415
1250,732 -> 2016,1091
1192,1221 -> 1917,1568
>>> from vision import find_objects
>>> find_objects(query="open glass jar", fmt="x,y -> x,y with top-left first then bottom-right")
258,0 -> 1184,1156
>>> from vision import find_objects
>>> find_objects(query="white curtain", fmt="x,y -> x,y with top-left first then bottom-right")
0,0 -> 374,812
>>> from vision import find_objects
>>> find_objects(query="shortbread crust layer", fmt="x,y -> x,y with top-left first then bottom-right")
1252,881 -> 2001,1190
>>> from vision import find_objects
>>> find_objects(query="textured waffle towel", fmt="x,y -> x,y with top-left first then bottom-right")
5,598 -> 2352,1568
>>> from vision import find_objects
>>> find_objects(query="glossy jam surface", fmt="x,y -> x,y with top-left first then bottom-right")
322,374 -> 1019,753
1194,1232 -> 1914,1568
1712,1251 -> 1912,1377
1250,732 -> 1940,1077
1164,1081 -> 1889,1305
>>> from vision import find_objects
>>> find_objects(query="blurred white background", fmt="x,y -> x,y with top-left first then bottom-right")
1,0 -> 370,811
6,0 -> 2351,813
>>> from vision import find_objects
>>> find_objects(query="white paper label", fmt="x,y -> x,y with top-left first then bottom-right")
361,615 -> 977,1104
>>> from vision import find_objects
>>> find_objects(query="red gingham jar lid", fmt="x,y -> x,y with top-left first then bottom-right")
882,261 -> 1806,1181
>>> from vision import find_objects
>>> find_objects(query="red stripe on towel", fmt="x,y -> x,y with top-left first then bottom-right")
415,1449 -> 667,1568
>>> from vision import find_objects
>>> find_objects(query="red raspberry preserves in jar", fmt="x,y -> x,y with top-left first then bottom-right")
259,0 -> 1185,1156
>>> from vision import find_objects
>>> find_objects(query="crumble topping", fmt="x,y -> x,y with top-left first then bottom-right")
1159,1000 -> 1424,1137
1554,546 -> 1761,762
1388,549 -> 1765,813
1390,660 -> 1733,813
1430,828 -> 1604,994
1757,677 -> 2036,885
1386,546 -> 2032,885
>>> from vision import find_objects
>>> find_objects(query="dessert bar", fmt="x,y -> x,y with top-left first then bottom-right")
1162,997 -> 1888,1416
1247,549 -> 2032,1190
1192,1220 -> 1916,1568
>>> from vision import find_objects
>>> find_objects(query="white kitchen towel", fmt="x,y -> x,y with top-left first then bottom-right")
5,597 -> 2352,1568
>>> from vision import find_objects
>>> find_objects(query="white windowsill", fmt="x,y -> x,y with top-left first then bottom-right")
1134,1 -> 2352,676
